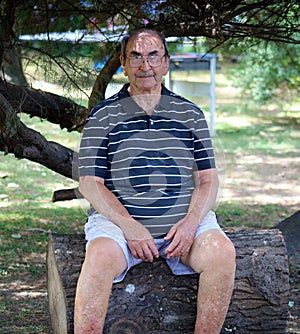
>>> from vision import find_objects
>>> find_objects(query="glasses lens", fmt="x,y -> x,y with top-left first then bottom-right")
130,58 -> 141,67
129,55 -> 163,67
148,56 -> 161,67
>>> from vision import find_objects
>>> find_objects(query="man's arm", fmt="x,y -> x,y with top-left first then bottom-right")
79,175 -> 159,261
187,168 -> 219,223
164,168 -> 219,258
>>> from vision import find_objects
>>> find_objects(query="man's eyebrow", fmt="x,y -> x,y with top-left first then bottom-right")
129,50 -> 159,56
148,50 -> 159,55
129,51 -> 141,56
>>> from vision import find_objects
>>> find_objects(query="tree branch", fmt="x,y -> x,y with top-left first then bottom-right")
88,46 -> 122,112
0,90 -> 77,180
151,1 -> 300,44
0,80 -> 87,132
52,187 -> 83,202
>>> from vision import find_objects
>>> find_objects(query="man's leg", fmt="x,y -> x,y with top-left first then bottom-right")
181,230 -> 236,334
74,237 -> 127,334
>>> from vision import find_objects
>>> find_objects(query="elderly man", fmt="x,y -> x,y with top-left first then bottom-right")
75,29 -> 236,333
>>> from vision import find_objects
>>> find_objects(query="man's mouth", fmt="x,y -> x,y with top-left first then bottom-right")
136,72 -> 154,78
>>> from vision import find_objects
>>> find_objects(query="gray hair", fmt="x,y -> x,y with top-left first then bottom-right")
120,29 -> 169,58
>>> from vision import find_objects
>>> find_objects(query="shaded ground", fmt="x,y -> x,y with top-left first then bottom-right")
0,275 -> 48,333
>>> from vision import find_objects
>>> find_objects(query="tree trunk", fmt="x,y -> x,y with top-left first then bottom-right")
47,229 -> 290,334
1,47 -> 28,86
88,47 -> 121,112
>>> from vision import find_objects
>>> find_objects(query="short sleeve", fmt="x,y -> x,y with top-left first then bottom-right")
78,107 -> 109,179
193,109 -> 216,170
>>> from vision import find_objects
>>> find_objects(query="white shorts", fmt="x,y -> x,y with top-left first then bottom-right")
84,211 -> 223,283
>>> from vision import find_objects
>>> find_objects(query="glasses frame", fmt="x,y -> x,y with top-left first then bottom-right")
127,53 -> 167,68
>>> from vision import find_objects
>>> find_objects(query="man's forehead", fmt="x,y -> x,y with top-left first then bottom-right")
127,33 -> 164,53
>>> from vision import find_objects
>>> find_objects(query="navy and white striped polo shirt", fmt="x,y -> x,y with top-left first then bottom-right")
78,83 -> 216,236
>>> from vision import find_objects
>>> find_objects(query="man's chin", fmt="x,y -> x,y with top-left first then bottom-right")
135,76 -> 159,88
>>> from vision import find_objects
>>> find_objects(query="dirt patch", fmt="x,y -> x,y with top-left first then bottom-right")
222,151 -> 300,333
0,273 -> 49,333
221,153 -> 300,213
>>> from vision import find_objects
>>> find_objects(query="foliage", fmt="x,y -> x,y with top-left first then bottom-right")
1,0 -> 299,93
15,0 -> 123,93
226,41 -> 300,104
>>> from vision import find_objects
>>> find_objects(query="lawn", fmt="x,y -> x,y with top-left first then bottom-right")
0,60 -> 299,333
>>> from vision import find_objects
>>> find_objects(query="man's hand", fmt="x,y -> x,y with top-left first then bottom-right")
164,218 -> 197,258
123,221 -> 159,262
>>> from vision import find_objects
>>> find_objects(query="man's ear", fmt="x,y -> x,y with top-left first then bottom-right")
162,54 -> 170,76
120,55 -> 128,76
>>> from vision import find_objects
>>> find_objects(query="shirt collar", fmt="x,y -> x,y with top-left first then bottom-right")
118,83 -> 143,115
118,83 -> 173,115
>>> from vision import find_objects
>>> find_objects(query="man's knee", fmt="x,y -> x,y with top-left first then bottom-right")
184,230 -> 236,274
84,237 -> 127,278
204,232 -> 235,267
211,234 -> 236,264
216,237 -> 236,276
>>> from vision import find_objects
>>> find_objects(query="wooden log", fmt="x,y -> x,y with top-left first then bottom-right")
47,229 -> 290,334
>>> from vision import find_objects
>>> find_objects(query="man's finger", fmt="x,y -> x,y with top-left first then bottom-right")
165,237 -> 180,255
164,227 -> 176,241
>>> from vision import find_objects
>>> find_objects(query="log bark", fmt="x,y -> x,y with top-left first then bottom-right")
47,229 -> 290,334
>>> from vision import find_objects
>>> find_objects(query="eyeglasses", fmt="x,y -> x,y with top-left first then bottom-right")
127,54 -> 166,68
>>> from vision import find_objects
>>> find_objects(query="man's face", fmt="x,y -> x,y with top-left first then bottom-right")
120,32 -> 170,92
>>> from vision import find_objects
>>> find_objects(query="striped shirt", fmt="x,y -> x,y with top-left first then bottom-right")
78,83 -> 215,236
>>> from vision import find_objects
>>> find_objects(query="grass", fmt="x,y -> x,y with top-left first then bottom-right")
0,60 -> 299,333
0,117 -> 87,333
0,115 -> 86,280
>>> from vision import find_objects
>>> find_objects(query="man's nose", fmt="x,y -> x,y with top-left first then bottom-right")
140,58 -> 151,70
